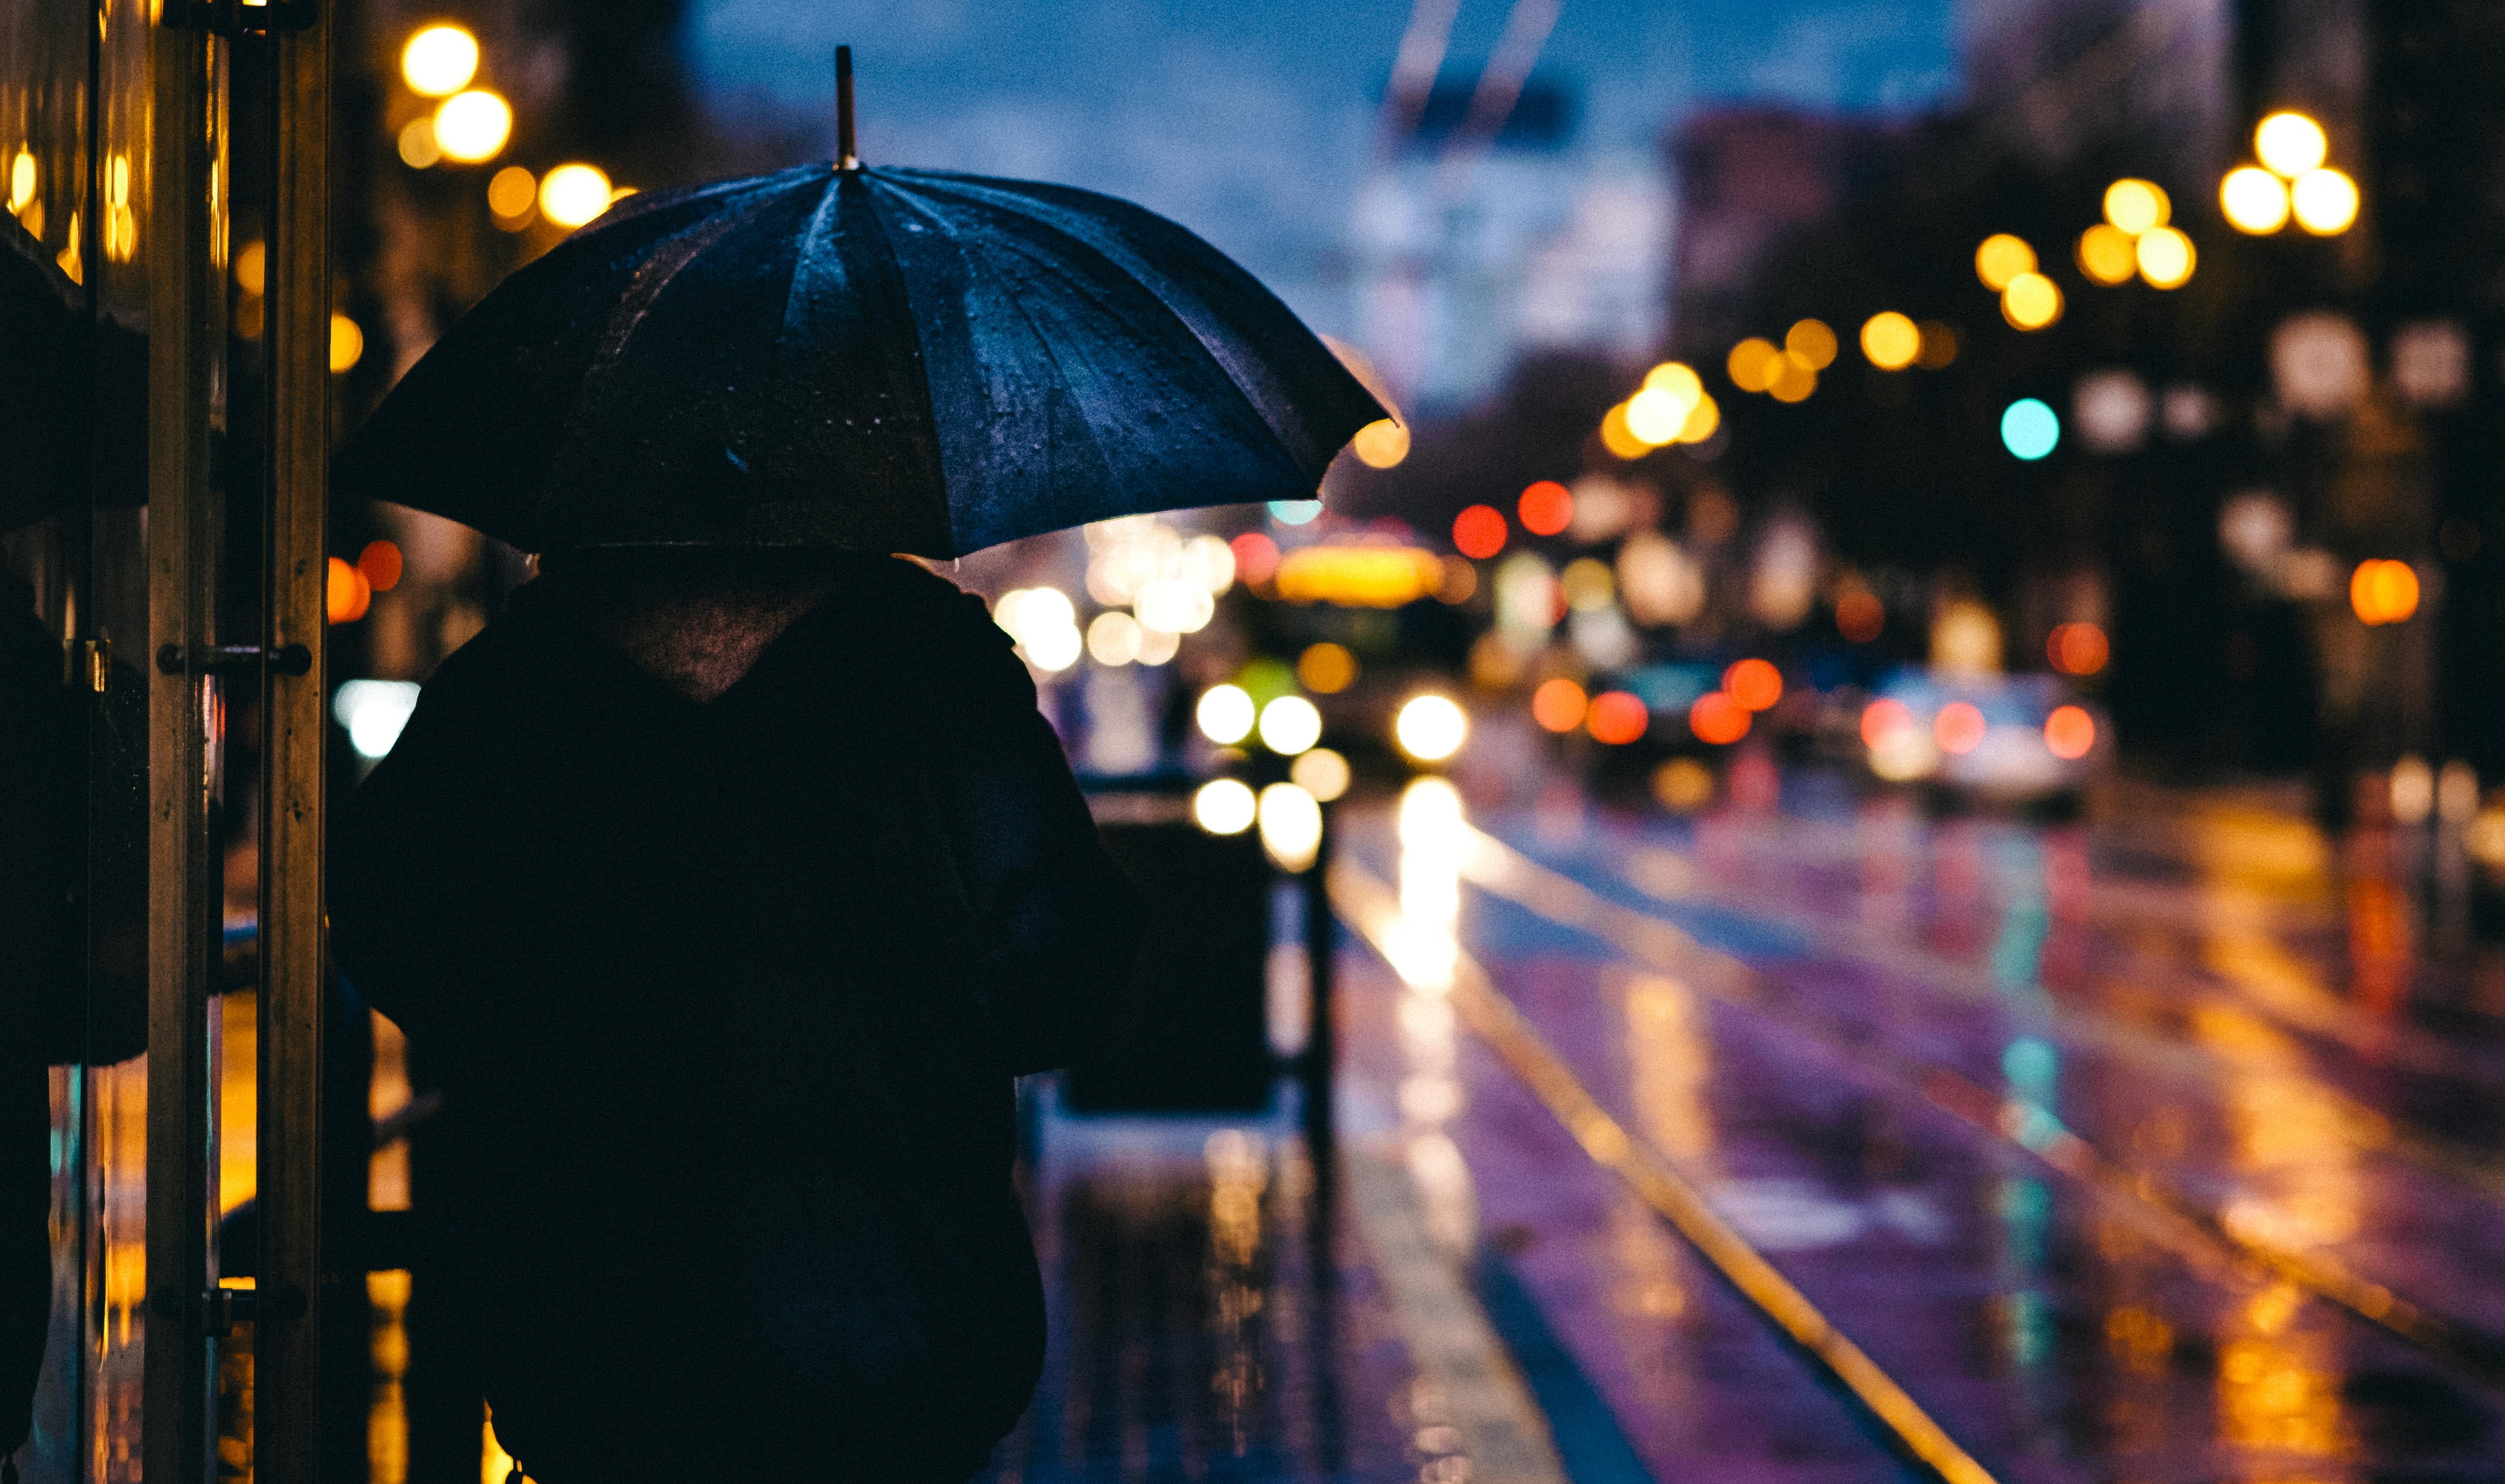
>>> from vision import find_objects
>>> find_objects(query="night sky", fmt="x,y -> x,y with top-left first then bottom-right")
685,0 -> 1959,331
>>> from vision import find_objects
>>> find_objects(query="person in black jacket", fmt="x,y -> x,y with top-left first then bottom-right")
329,547 -> 1139,1484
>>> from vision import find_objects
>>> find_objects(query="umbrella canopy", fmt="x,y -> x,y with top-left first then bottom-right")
336,163 -> 1387,556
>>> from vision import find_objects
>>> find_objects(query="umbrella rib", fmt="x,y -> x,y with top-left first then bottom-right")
888,174 -> 1319,486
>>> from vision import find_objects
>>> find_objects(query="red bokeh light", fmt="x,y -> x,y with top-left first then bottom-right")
1587,690 -> 1648,744
1934,700 -> 1986,754
2047,621 -> 2108,675
1518,480 -> 1573,537
2044,704 -> 2096,759
1860,697 -> 1914,748
1230,531 -> 1281,587
1531,677 -> 1588,733
357,539 -> 404,593
1688,691 -> 1750,745
1723,658 -> 1782,711
1836,588 -> 1884,643
1453,504 -> 1508,560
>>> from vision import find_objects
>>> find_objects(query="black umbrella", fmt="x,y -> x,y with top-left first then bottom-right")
338,59 -> 1385,557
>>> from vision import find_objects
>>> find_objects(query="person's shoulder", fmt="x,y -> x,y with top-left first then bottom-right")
842,555 -> 1013,650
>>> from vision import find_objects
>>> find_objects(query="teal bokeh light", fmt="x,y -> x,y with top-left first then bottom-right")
2000,398 -> 2060,460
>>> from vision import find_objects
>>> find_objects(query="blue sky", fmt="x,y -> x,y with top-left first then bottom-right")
684,1 -> 1959,331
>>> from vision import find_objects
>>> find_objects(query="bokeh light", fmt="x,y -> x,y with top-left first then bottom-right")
432,89 -> 512,163
1836,588 -> 1884,642
2076,223 -> 2137,286
400,24 -> 479,97
1727,337 -> 1780,392
1785,319 -> 1838,371
2351,560 -> 2420,625
1297,642 -> 1358,694
1531,677 -> 1587,734
1087,610 -> 1143,666
2103,178 -> 2169,235
1559,557 -> 1614,611
1677,392 -> 1721,443
1196,683 -> 1257,745
1194,778 -> 1256,835
1258,782 -> 1323,871
357,540 -> 404,592
325,557 -> 371,624
2001,272 -> 2063,330
1452,504 -> 1507,559
1230,531 -> 1281,587
1352,418 -> 1410,469
328,313 -> 364,374
1975,233 -> 2036,290
2044,706 -> 2096,760
1396,694 -> 1468,762
2135,226 -> 2195,288
1860,697 -> 1915,748
1652,757 -> 1714,812
487,165 -> 537,220
1586,691 -> 1648,745
1723,658 -> 1782,711
2255,111 -> 2328,177
1290,747 -> 1351,802
1258,695 -> 1323,755
1644,360 -> 1703,404
1599,402 -> 1651,460
2221,166 -> 2291,233
1860,311 -> 1920,370
2000,398 -> 2060,460
2291,168 -> 2358,235
1688,692 -> 1750,745
2047,622 -> 2108,675
333,679 -> 420,760
396,118 -> 442,170
539,163 -> 614,229
1934,701 -> 1986,754
1518,480 -> 1573,536
1915,321 -> 1959,369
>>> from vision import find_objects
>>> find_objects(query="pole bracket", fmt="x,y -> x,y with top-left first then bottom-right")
156,642 -> 313,677
160,0 -> 318,35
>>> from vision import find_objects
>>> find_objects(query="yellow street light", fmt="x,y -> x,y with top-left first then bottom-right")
1785,319 -> 1837,371
431,89 -> 512,164
1351,418 -> 1409,468
2220,165 -> 2291,233
1975,233 -> 2035,291
538,162 -> 614,229
1860,311 -> 1920,370
2001,271 -> 2062,330
1727,337 -> 1780,392
400,24 -> 479,97
2135,226 -> 2195,288
2103,178 -> 2169,235
2291,167 -> 2358,235
1677,391 -> 1719,443
486,165 -> 537,221
2254,111 -> 2328,177
1643,360 -> 1703,405
2076,223 -> 2137,285
1767,353 -> 1817,402
329,313 -> 364,374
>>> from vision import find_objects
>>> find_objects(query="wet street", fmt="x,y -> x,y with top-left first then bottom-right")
993,754 -> 2505,1483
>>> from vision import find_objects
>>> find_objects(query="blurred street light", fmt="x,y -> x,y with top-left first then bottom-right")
400,24 -> 480,97
2101,178 -> 2169,235
539,163 -> 614,228
432,89 -> 513,163
1351,418 -> 1409,468
2134,226 -> 2195,288
2254,111 -> 2328,177
2076,223 -> 2136,285
1975,232 -> 2036,290
2000,398 -> 2060,459
397,118 -> 442,170
328,313 -> 364,374
1860,311 -> 1920,369
2291,168 -> 2360,235
2220,166 -> 2292,233
1395,694 -> 1468,762
2001,271 -> 2062,329
2351,560 -> 2421,625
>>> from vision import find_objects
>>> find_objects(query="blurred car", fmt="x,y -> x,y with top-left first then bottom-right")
1856,669 -> 2105,809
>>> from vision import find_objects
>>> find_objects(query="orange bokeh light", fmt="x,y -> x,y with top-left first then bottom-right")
1587,690 -> 1648,744
2350,559 -> 2420,625
1934,701 -> 1985,754
1453,504 -> 1508,560
2047,621 -> 2108,675
2044,704 -> 2096,760
1860,697 -> 1914,748
1836,588 -> 1884,643
1689,691 -> 1750,746
326,556 -> 371,624
357,539 -> 404,592
1723,658 -> 1782,711
1531,677 -> 1588,733
1230,531 -> 1281,587
1518,480 -> 1573,537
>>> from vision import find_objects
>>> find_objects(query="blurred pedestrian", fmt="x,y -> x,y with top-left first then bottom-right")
330,547 -> 1142,1483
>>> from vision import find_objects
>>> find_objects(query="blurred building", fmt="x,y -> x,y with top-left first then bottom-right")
1661,109 -> 1891,357
1348,77 -> 1670,417
1958,0 -> 2235,170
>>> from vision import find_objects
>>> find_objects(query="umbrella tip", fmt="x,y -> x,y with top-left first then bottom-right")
836,45 -> 860,171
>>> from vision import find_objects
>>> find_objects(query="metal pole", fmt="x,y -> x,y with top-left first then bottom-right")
141,8 -> 225,1481
258,0 -> 333,1476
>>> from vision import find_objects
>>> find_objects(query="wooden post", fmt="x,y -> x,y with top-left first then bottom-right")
258,0 -> 332,1479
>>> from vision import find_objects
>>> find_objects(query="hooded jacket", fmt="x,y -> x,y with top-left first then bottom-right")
330,553 -> 1139,1483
